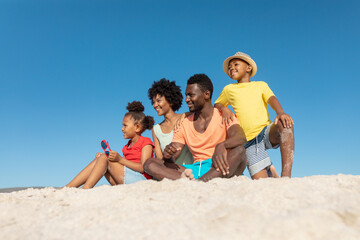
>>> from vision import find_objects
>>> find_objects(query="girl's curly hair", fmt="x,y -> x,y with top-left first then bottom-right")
125,101 -> 154,133
148,78 -> 183,112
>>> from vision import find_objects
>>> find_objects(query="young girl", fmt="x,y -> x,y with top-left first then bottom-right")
148,78 -> 193,165
64,101 -> 155,189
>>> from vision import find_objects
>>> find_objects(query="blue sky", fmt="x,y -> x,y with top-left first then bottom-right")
1,0 -> 359,188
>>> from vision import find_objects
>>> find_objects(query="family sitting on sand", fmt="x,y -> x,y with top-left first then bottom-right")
64,51 -> 295,189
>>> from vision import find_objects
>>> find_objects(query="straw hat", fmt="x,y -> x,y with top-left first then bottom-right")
223,52 -> 257,78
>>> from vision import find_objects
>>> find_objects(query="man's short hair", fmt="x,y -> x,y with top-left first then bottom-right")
187,74 -> 213,99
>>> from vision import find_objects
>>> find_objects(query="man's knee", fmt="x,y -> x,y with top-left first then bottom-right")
233,144 -> 246,162
143,158 -> 156,174
228,145 -> 246,176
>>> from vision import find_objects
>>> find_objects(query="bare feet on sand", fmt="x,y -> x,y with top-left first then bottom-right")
181,169 -> 195,180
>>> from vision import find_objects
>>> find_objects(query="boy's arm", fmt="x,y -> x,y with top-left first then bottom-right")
267,96 -> 294,128
214,103 -> 236,126
212,124 -> 246,175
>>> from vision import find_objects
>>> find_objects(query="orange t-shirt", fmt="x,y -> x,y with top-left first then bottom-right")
173,108 -> 239,163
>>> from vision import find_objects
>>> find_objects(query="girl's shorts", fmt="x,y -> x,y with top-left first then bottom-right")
124,167 -> 146,184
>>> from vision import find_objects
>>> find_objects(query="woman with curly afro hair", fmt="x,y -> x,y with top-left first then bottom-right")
148,78 -> 193,165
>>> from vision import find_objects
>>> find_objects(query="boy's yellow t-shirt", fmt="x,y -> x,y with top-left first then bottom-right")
215,81 -> 274,141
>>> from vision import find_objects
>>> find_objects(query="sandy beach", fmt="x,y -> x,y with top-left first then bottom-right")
1,174 -> 359,240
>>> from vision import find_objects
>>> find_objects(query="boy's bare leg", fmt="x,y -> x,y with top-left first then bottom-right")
82,154 -> 109,189
252,169 -> 269,179
143,158 -> 187,180
105,161 -> 125,185
200,145 -> 246,182
252,165 -> 280,179
269,123 -> 295,177
270,165 -> 280,178
65,158 -> 97,188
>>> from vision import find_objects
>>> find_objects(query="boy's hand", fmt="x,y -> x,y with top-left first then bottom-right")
274,113 -> 294,128
108,151 -> 122,162
95,152 -> 102,158
220,107 -> 236,126
212,142 -> 229,176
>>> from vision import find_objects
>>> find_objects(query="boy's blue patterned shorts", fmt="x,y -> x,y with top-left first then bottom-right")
245,123 -> 279,176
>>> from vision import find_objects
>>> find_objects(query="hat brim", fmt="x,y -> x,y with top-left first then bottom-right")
223,56 -> 257,78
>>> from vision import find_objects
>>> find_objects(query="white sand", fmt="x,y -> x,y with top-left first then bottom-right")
1,174 -> 360,240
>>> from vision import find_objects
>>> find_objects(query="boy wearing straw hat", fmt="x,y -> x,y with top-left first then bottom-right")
214,52 -> 294,179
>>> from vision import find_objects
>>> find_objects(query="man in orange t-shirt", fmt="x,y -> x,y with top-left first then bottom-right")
144,74 -> 247,181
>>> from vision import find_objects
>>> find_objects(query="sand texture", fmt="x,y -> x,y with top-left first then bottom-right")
1,174 -> 360,240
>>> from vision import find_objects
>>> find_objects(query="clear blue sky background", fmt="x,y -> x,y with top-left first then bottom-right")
1,0 -> 359,188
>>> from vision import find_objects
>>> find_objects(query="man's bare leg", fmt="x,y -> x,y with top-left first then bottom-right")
200,145 -> 246,182
269,123 -> 295,177
143,158 -> 187,180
